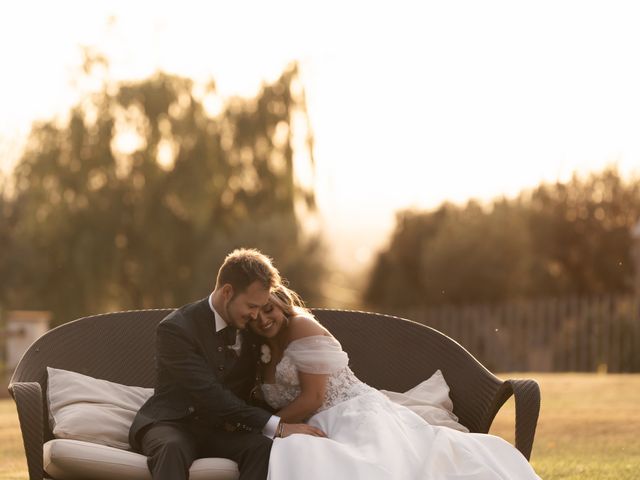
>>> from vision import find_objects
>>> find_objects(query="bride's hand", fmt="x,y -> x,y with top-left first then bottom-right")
281,423 -> 326,438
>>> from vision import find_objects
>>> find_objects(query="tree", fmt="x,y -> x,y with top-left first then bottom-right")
526,167 -> 640,296
365,166 -> 640,310
1,60 -> 324,325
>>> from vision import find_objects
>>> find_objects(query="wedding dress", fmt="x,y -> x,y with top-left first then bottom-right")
263,335 -> 540,480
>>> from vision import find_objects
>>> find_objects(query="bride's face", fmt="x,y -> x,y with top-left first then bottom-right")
250,301 -> 287,338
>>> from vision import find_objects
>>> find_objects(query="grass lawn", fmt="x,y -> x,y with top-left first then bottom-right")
0,397 -> 27,480
1,373 -> 639,479
489,373 -> 640,480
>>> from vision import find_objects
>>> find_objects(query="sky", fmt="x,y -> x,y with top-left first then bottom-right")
2,0 -> 640,273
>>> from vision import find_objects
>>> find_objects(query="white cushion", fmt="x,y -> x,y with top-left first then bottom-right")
380,369 -> 469,432
44,439 -> 239,480
47,367 -> 153,449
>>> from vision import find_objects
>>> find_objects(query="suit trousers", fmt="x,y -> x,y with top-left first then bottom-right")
139,418 -> 272,480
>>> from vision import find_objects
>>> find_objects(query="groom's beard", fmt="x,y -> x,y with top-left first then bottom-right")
224,299 -> 249,330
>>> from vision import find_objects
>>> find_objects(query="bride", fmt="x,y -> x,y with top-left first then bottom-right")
249,284 -> 541,480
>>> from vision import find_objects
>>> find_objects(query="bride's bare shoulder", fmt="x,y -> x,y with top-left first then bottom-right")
288,314 -> 331,341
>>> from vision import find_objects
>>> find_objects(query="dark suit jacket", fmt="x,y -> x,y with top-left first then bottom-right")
129,298 -> 272,450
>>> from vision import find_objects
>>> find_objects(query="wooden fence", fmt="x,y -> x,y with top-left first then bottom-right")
397,294 -> 640,373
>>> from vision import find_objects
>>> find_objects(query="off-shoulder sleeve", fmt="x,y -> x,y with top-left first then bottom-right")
285,335 -> 349,374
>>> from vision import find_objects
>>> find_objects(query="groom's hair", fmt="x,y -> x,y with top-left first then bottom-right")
216,248 -> 281,295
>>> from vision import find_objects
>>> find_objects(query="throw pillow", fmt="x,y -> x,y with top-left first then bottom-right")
380,369 -> 469,432
46,367 -> 153,450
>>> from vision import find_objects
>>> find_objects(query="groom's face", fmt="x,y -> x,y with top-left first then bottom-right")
223,280 -> 270,330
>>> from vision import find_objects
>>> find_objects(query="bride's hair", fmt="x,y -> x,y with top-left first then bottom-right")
270,284 -> 311,319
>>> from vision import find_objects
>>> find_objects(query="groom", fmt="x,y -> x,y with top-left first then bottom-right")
129,248 -> 324,480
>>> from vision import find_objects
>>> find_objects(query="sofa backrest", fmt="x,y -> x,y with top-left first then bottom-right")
9,308 -> 503,440
313,309 -> 502,432
10,309 -> 171,441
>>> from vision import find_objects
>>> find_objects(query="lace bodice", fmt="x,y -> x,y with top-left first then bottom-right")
261,336 -> 374,412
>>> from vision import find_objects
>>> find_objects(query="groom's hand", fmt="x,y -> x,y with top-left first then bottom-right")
281,423 -> 326,438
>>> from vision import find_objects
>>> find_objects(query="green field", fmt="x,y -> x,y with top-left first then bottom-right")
490,373 -> 640,479
2,373 -> 639,479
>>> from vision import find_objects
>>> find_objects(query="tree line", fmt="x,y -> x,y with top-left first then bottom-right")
365,167 -> 640,310
0,59 -> 325,326
2,51 -> 638,323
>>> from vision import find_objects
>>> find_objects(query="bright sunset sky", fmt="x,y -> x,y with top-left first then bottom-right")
2,1 -> 640,269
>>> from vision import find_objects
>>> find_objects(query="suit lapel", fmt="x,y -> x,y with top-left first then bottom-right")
190,299 -> 226,372
190,299 -> 260,387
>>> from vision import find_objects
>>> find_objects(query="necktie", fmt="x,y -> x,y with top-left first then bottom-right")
221,326 -> 237,346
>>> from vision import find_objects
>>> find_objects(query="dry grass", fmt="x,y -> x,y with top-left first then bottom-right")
1,373 -> 639,479
490,373 -> 640,480
0,398 -> 28,480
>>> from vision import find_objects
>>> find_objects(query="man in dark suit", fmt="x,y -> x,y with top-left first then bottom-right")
129,248 -> 324,480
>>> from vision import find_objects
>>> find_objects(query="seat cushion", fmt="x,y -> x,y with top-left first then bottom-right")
44,439 -> 239,480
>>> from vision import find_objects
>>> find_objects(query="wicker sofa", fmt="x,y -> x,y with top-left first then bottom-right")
9,308 -> 540,480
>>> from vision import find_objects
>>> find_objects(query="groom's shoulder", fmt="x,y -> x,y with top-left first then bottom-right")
160,298 -> 207,328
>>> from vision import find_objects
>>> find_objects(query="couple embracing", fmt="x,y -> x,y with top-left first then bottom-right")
129,249 -> 540,480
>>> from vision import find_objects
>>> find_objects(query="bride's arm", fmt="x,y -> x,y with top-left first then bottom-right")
275,371 -> 328,423
275,316 -> 332,423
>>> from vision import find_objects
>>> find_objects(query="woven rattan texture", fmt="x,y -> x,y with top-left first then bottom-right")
10,382 -> 43,480
312,309 -> 539,460
312,309 -> 503,432
8,307 -> 540,480
492,378 -> 540,459
9,309 -> 173,480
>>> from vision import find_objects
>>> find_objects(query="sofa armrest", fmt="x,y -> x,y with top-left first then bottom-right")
486,378 -> 540,461
8,381 -> 45,480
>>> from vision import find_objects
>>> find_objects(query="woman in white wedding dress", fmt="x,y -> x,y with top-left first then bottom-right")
249,285 -> 541,480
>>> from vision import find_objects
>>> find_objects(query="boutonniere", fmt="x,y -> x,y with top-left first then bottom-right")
260,344 -> 271,364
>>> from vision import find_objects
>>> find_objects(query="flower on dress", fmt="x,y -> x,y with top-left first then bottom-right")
260,344 -> 272,364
